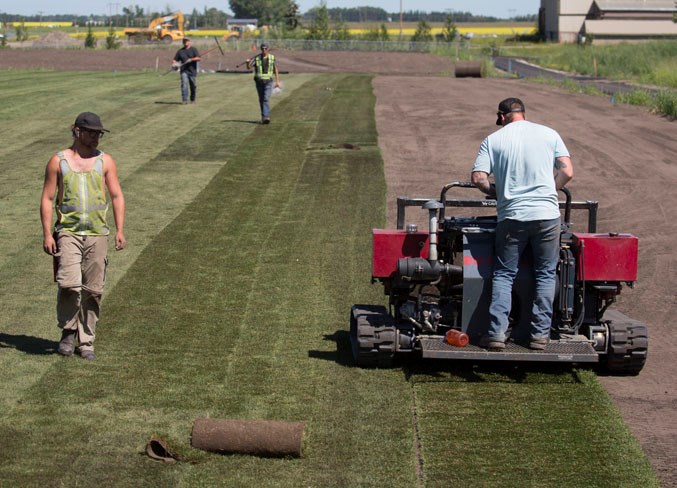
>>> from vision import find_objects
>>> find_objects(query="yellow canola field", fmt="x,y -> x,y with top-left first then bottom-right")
350,26 -> 536,36
457,26 -> 536,35
7,21 -> 72,27
65,29 -> 262,40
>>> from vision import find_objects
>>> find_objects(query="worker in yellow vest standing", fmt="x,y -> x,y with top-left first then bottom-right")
246,43 -> 281,124
40,112 -> 126,360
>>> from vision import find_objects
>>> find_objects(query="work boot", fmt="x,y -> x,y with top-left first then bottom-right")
262,118 -> 270,124
57,330 -> 76,357
529,337 -> 548,350
479,335 -> 506,351
80,350 -> 97,360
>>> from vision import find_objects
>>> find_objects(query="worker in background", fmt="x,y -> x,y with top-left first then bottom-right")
246,43 -> 280,124
173,38 -> 201,104
470,97 -> 574,351
40,112 -> 126,360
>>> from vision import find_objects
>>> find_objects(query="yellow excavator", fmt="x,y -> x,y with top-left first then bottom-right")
124,11 -> 185,44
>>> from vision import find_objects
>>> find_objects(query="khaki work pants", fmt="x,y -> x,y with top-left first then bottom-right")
55,233 -> 108,353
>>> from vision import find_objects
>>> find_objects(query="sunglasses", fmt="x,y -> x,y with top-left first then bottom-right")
80,128 -> 105,138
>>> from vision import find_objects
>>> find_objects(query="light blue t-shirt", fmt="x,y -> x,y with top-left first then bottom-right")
472,120 -> 570,222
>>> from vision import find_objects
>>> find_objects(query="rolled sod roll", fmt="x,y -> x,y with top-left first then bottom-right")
191,418 -> 305,458
454,60 -> 483,78
146,435 -> 179,462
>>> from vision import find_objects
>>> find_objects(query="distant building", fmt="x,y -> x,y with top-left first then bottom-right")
227,18 -> 258,30
539,0 -> 677,43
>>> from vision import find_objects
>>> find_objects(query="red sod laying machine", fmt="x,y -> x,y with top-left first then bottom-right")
350,182 -> 648,375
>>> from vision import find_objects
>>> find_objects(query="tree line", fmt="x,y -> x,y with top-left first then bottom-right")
1,3 -> 536,29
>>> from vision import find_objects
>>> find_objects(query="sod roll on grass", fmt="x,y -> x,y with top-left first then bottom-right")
191,418 -> 305,458
454,60 -> 483,77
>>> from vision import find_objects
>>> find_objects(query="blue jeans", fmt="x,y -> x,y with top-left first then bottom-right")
180,71 -> 197,102
255,80 -> 273,119
487,218 -> 560,342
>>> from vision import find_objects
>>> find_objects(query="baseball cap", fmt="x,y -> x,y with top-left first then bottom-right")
260,43 -> 269,49
496,97 -> 525,126
74,112 -> 109,132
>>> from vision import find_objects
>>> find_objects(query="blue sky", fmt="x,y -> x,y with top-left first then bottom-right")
5,1 -> 540,18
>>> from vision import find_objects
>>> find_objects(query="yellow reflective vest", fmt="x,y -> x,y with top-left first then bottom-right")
254,54 -> 275,81
55,151 -> 109,236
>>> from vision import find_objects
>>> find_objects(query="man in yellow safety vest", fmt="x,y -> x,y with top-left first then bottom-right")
40,112 -> 126,360
246,43 -> 281,124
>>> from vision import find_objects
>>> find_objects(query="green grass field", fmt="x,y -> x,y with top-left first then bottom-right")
0,69 -> 659,486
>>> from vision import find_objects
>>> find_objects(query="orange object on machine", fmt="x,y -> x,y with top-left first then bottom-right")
445,329 -> 469,347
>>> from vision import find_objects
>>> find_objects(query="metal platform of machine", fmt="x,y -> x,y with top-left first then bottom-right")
420,336 -> 599,363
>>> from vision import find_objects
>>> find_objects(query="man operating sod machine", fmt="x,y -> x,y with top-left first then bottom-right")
350,99 -> 647,375
350,182 -> 648,374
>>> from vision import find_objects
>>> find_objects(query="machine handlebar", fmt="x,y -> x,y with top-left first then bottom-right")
438,181 -> 573,227
439,181 -> 476,222
396,182 -> 591,231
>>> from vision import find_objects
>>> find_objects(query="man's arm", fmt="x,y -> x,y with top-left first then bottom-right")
471,171 -> 496,198
274,63 -> 280,87
246,55 -> 258,70
554,156 -> 574,190
103,154 -> 126,251
40,155 -> 59,255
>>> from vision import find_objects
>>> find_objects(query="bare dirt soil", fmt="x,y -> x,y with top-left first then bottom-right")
0,46 -> 455,75
2,47 -> 674,487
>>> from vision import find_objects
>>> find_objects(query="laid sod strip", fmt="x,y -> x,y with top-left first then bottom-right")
410,364 -> 658,487
0,71 -> 659,486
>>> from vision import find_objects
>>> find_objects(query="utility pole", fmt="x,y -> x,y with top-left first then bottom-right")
107,2 -> 120,26
399,0 -> 403,40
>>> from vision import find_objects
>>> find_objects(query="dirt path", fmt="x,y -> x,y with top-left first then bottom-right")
1,47 -> 674,486
374,75 -> 676,487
